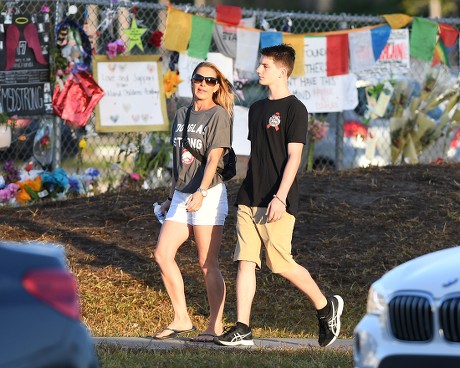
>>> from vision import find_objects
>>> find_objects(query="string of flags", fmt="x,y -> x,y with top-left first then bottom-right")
162,6 -> 459,76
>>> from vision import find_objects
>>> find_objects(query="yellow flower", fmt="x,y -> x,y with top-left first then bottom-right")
79,138 -> 87,150
163,69 -> 182,98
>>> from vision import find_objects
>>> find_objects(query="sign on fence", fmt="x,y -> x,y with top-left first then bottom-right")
93,55 -> 169,132
0,14 -> 52,116
288,36 -> 358,113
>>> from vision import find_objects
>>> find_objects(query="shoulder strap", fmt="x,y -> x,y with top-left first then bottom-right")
182,106 -> 206,164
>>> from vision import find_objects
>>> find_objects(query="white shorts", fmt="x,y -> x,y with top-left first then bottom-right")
165,183 -> 228,226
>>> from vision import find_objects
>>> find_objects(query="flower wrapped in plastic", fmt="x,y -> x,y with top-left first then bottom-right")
305,116 -> 329,172
41,168 -> 70,198
390,64 -> 460,163
17,176 -> 42,203
0,183 -> 19,205
106,39 -> 126,59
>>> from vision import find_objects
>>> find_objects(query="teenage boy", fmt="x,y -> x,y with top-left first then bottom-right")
214,44 -> 343,348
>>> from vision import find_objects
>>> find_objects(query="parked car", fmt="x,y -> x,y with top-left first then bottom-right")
0,241 -> 99,368
0,118 -> 81,163
354,245 -> 460,368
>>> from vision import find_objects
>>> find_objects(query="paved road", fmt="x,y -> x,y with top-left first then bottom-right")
94,336 -> 354,351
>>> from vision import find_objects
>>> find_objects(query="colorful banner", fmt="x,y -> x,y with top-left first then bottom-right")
164,7 -> 192,52
188,15 -> 215,59
235,28 -> 260,72
288,37 -> 358,113
410,17 -> 438,62
356,29 -> 410,80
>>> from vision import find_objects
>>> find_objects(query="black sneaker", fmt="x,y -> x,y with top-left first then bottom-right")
213,322 -> 254,346
317,295 -> 344,347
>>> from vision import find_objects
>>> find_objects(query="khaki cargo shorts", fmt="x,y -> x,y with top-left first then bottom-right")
233,205 -> 298,273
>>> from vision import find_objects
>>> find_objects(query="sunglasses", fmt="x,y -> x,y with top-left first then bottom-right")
192,73 -> 218,87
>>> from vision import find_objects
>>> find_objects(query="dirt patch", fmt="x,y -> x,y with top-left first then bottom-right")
1,163 -> 459,336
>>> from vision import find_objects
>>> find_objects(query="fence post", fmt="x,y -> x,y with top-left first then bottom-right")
52,116 -> 62,170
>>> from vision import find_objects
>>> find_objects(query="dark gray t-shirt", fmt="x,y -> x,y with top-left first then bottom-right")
171,105 -> 231,193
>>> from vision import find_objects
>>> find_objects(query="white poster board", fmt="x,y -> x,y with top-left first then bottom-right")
94,55 -> 169,132
356,29 -> 410,81
233,105 -> 250,156
288,36 -> 358,113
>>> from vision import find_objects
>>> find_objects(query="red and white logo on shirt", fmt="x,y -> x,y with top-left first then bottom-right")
267,112 -> 281,131
181,148 -> 194,165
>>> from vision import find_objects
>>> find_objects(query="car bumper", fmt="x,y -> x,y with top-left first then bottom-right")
354,314 -> 460,368
1,321 -> 99,368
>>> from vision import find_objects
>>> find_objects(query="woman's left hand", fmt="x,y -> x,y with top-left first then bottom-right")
186,192 -> 204,212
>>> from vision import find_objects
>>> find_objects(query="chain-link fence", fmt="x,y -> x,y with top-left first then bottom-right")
1,0 -> 460,193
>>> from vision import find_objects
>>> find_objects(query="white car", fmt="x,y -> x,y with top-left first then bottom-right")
354,246 -> 460,368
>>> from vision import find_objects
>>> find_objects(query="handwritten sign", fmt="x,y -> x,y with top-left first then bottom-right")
288,36 -> 358,113
356,29 -> 410,80
0,14 -> 51,116
93,55 -> 168,132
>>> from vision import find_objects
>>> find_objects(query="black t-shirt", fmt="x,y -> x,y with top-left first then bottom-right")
236,95 -> 308,216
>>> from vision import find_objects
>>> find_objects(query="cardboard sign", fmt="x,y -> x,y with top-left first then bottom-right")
288,36 -> 358,113
93,55 -> 169,132
0,14 -> 51,116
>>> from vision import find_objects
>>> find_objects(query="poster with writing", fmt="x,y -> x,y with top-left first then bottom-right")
288,36 -> 358,113
0,13 -> 51,116
94,55 -> 169,132
356,29 -> 410,81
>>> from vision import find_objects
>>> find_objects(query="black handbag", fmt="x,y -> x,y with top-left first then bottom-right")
182,106 -> 237,181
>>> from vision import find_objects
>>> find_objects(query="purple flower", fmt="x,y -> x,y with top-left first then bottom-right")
106,42 -> 118,59
85,168 -> 100,178
115,39 -> 126,53
106,39 -> 125,59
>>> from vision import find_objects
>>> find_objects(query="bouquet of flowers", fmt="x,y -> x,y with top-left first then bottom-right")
364,62 -> 460,164
305,115 -> 329,172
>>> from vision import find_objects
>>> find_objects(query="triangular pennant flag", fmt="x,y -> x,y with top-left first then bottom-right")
164,7 -> 192,52
282,34 -> 304,77
260,32 -> 282,49
349,30 -> 375,72
326,34 -> 349,76
438,23 -> 459,48
371,25 -> 391,60
382,13 -> 413,29
188,15 -> 215,59
235,28 -> 260,72
432,38 -> 449,66
216,5 -> 242,26
410,17 -> 438,62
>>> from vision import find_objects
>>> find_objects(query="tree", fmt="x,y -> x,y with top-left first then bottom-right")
402,0 -> 458,17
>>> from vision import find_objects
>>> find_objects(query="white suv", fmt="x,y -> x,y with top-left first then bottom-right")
354,246 -> 460,368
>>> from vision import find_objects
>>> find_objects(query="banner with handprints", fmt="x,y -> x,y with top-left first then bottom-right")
93,55 -> 169,133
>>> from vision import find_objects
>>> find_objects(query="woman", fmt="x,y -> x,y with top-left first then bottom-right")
153,62 -> 235,342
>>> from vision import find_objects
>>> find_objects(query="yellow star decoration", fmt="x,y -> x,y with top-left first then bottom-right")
123,18 -> 147,51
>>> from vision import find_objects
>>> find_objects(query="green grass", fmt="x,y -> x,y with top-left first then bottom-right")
96,345 -> 353,368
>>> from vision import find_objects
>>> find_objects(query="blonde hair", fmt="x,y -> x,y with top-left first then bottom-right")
191,61 -> 236,118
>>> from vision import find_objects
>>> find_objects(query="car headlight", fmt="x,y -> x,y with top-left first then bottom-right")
366,285 -> 386,315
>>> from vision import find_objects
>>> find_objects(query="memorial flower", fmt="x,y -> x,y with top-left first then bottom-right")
163,69 -> 182,98
306,116 -> 329,172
